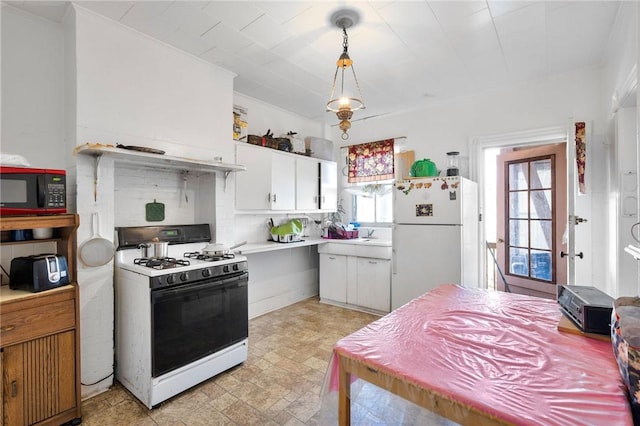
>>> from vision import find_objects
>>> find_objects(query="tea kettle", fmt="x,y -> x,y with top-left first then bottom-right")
410,159 -> 438,177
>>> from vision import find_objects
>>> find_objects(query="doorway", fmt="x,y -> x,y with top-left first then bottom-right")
495,144 -> 567,298
471,126 -> 568,296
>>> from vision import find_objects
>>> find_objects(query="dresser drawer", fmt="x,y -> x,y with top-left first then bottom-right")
0,298 -> 75,347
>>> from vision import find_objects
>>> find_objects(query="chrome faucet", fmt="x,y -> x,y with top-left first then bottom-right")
366,229 -> 375,238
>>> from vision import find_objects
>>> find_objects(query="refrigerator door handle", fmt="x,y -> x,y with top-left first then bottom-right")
391,224 -> 397,275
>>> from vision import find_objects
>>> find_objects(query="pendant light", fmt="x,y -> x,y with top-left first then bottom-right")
327,10 -> 365,140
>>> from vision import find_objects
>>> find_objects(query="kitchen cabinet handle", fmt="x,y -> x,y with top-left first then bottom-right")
273,193 -> 277,203
0,325 -> 15,332
11,380 -> 17,397
369,261 -> 378,264
329,256 -> 336,260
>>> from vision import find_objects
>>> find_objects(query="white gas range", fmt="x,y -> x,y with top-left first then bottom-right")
114,224 -> 249,409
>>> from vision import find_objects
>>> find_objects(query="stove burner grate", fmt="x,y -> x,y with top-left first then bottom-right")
183,251 -> 236,262
134,257 -> 191,269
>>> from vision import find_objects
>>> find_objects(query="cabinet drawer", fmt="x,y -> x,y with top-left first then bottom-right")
1,298 -> 75,347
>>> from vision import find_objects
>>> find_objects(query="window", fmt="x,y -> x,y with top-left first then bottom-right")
345,139 -> 395,224
505,156 -> 555,282
352,184 -> 393,223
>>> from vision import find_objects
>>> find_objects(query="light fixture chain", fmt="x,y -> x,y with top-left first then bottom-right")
350,65 -> 365,107
327,66 -> 340,111
342,27 -> 349,53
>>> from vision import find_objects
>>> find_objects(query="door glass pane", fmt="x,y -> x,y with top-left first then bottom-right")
530,190 -> 552,219
509,163 -> 528,190
509,219 -> 528,247
531,220 -> 552,249
530,159 -> 552,189
509,192 -> 528,218
509,247 -> 529,276
530,250 -> 552,281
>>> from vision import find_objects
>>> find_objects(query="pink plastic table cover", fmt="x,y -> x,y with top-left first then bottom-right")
328,284 -> 632,425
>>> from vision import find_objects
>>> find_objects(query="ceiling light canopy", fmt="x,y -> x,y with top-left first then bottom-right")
327,9 -> 365,140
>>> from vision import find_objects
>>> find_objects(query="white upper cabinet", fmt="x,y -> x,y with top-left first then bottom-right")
236,143 -> 337,213
320,161 -> 337,211
235,143 -> 295,210
296,156 -> 319,211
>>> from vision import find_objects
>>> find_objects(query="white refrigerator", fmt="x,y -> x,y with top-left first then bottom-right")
392,176 -> 479,310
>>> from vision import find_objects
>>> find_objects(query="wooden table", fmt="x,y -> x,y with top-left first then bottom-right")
329,284 -> 632,426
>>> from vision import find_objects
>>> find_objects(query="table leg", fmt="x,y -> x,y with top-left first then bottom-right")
338,356 -> 351,426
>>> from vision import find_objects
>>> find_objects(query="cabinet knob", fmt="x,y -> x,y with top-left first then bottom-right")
0,325 -> 15,332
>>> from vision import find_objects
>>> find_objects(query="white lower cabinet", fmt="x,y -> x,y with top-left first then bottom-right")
319,253 -> 347,303
355,257 -> 391,312
319,250 -> 391,313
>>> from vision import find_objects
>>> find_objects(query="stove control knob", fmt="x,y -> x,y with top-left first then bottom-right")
232,264 -> 239,271
167,274 -> 177,285
223,265 -> 230,273
202,268 -> 211,278
180,272 -> 189,282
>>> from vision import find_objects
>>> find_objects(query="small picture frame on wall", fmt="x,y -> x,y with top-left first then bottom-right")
233,105 -> 248,142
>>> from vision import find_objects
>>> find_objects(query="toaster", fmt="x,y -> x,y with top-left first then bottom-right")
10,254 -> 70,292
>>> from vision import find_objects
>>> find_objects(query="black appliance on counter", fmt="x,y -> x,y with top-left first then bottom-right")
10,254 -> 70,292
557,284 -> 614,335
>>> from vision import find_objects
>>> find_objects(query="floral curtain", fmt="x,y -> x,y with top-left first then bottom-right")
347,139 -> 394,183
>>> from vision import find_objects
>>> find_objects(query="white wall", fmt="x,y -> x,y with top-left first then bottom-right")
1,5 -> 66,168
337,67 -> 609,292
602,1 -> 639,297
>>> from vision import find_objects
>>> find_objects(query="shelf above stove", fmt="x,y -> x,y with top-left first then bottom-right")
74,144 -> 246,174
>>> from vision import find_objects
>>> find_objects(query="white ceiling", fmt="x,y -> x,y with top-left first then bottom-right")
6,1 -> 622,126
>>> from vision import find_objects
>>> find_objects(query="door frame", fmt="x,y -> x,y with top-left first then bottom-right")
470,126 -> 566,289
496,143 -> 567,297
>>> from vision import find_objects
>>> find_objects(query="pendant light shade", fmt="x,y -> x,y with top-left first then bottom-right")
327,10 -> 365,140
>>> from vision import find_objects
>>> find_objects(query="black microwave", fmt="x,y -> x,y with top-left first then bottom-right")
0,166 -> 66,215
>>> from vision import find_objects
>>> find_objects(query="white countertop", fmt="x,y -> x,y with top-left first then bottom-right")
236,237 -> 392,255
236,238 -> 326,255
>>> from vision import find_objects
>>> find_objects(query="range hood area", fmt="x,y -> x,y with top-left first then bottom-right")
74,144 -> 245,176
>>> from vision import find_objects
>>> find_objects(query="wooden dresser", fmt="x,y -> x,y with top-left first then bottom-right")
1,214 -> 81,426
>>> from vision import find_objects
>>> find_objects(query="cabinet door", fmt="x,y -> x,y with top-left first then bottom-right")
296,158 -> 319,210
3,331 -> 77,426
320,161 -> 338,211
319,254 -> 347,303
270,154 -> 296,210
236,144 -> 272,209
356,257 -> 391,312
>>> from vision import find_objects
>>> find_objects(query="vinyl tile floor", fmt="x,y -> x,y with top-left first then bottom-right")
81,297 -> 458,425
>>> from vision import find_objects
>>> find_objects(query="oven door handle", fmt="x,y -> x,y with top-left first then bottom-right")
152,272 -> 248,300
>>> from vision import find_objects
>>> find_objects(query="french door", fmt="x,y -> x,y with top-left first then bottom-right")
496,143 -> 567,298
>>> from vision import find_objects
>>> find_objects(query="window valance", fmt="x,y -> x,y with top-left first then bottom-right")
347,139 -> 394,183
